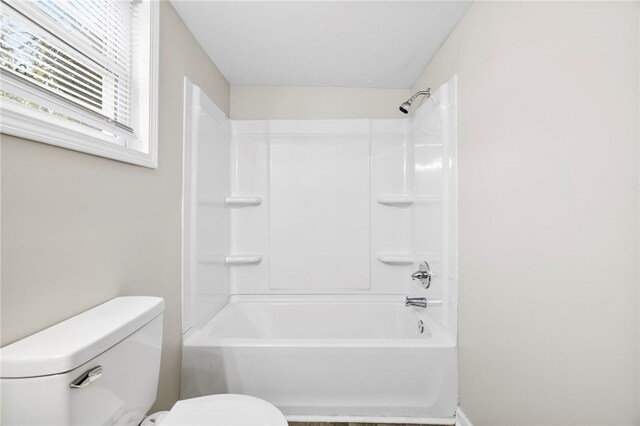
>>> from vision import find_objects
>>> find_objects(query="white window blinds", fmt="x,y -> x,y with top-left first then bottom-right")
0,0 -> 134,130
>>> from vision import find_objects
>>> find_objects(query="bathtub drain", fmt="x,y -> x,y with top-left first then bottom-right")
418,320 -> 424,334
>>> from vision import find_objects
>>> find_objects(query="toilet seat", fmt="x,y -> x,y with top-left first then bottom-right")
160,394 -> 288,426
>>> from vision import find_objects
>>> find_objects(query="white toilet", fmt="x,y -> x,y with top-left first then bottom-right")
0,297 -> 288,426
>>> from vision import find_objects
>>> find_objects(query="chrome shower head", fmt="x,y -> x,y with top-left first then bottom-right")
399,88 -> 431,114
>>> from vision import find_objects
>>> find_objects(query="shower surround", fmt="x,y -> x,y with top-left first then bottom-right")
181,77 -> 458,424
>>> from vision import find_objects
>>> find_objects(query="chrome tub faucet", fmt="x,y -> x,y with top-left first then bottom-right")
405,297 -> 428,308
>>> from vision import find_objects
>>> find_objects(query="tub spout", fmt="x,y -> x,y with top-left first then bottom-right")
405,297 -> 427,308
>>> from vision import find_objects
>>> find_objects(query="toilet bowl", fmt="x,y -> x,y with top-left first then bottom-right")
0,297 -> 287,426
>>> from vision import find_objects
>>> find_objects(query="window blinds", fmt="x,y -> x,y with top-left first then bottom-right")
0,0 -> 134,130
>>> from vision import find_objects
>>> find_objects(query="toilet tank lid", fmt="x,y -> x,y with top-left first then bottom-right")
0,296 -> 165,378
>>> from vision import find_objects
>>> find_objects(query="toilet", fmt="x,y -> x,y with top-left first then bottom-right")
0,297 -> 287,426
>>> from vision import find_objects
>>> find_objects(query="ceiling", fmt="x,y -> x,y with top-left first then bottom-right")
170,1 -> 471,89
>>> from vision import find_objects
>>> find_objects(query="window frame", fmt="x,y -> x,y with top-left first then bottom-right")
0,0 -> 159,168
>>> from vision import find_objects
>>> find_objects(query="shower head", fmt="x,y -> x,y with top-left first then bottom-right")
399,101 -> 412,114
399,88 -> 431,114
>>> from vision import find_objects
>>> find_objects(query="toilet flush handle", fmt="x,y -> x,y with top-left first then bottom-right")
70,365 -> 103,389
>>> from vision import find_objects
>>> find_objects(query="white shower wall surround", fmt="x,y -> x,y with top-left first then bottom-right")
183,79 -> 456,331
182,77 -> 457,422
234,97 -> 455,315
182,81 -> 231,334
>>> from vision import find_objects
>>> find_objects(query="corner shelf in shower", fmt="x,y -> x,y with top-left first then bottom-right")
225,196 -> 263,207
376,254 -> 415,265
377,196 -> 414,207
225,254 -> 263,265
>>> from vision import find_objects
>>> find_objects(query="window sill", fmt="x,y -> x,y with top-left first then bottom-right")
0,101 -> 158,168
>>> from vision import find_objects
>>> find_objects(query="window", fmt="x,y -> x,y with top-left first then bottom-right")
0,0 -> 158,167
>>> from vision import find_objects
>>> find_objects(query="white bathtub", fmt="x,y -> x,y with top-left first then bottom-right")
181,295 -> 458,424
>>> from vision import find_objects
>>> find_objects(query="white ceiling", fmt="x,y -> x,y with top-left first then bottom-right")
170,1 -> 471,89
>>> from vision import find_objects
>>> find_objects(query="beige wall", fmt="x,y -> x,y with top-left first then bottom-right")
0,2 -> 229,411
411,2 -> 639,425
231,85 -> 409,119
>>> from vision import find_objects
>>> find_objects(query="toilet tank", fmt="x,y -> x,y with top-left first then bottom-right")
0,297 -> 165,426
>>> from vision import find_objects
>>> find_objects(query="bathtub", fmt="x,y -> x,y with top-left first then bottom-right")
181,295 -> 458,424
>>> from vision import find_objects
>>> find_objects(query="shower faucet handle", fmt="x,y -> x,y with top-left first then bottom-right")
411,261 -> 432,289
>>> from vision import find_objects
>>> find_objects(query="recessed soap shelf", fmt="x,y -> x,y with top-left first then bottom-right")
377,196 -> 414,207
225,254 -> 263,265
225,196 -> 263,207
376,254 -> 415,265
